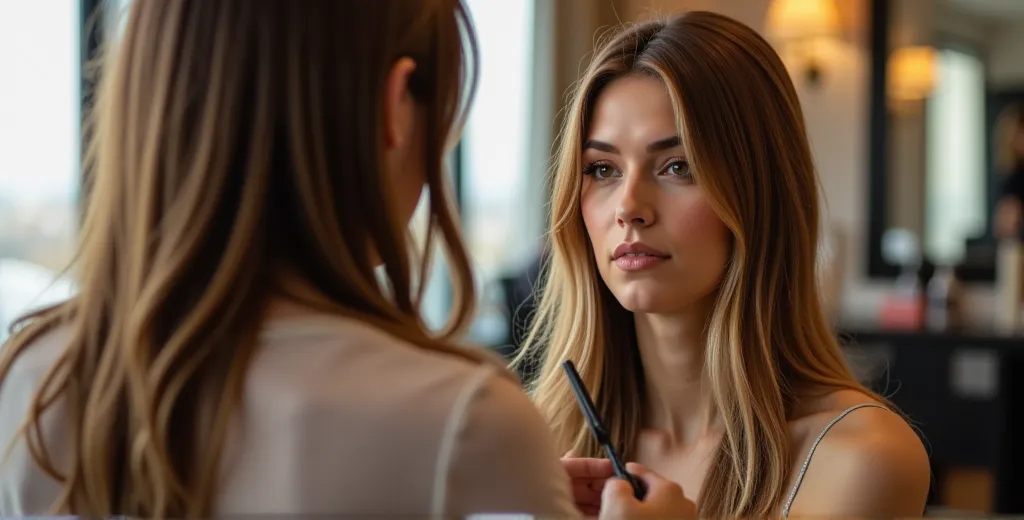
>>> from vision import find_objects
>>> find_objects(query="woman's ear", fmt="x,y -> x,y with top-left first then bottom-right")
383,57 -> 418,151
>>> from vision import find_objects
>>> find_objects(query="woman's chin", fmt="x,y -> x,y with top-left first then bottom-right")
610,286 -> 675,314
610,282 -> 715,315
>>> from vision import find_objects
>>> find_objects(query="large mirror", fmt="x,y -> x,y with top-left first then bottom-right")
868,0 -> 1024,282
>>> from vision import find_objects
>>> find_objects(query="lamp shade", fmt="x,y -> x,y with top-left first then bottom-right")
767,0 -> 841,41
888,46 -> 937,101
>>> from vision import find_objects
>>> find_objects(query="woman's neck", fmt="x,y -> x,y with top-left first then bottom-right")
635,296 -> 718,445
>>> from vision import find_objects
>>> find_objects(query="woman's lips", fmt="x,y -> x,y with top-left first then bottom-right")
613,253 -> 667,271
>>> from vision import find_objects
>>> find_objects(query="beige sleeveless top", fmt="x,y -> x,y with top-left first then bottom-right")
0,305 -> 577,517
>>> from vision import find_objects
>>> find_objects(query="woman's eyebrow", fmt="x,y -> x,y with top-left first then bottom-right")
581,136 -> 682,154
582,140 -> 619,154
647,136 -> 682,152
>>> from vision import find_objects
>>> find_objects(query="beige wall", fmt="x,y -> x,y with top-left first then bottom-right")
990,20 -> 1024,88
618,0 -> 770,28
931,0 -> 1024,89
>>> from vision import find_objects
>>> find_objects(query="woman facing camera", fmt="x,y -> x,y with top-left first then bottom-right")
0,1 -> 691,518
518,11 -> 930,519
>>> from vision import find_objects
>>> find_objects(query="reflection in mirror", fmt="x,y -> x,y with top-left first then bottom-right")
992,103 -> 1024,240
924,46 -> 986,266
869,0 -> 1024,282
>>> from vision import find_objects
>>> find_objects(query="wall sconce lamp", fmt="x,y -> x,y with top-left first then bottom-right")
766,0 -> 841,86
887,45 -> 937,103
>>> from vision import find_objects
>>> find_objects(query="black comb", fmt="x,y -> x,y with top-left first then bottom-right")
562,360 -> 647,500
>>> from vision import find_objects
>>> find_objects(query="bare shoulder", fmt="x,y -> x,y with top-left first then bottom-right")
787,389 -> 931,518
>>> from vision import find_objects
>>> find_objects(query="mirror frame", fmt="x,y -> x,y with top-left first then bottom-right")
866,0 -> 999,283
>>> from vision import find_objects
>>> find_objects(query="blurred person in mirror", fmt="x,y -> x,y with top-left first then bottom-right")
0,1 -> 690,518
994,105 -> 1024,239
515,11 -> 930,519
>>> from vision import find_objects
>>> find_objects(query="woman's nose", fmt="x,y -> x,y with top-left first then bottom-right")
615,177 -> 655,228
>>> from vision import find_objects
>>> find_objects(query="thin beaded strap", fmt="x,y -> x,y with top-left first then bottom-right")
781,403 -> 890,518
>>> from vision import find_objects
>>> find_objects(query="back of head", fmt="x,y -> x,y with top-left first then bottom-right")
0,0 -> 478,516
521,11 -> 868,517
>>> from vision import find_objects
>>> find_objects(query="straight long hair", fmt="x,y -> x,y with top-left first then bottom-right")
0,0 -> 480,516
518,12 -> 881,517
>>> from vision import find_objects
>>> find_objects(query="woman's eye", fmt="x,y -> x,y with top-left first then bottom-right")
665,160 -> 691,178
583,162 -> 617,179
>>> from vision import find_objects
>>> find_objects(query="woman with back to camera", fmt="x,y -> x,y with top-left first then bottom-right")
517,11 -> 931,519
0,1 -> 690,518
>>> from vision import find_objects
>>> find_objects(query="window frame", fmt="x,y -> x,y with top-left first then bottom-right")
78,0 -> 104,220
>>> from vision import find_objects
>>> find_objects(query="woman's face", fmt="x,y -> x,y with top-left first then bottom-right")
580,75 -> 730,314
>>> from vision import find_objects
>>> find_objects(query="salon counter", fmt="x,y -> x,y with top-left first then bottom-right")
838,326 -> 1024,514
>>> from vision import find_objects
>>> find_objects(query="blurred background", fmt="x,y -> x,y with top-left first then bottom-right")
3,0 -> 1024,515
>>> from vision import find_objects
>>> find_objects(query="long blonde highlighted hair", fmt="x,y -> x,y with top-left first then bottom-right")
518,12 -> 878,517
0,0 -> 480,516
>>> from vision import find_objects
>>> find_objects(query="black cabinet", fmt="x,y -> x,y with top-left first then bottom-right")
841,328 -> 1024,513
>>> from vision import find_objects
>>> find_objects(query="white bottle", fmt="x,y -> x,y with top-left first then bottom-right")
927,266 -> 961,331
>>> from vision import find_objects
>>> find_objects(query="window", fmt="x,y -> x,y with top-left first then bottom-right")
416,0 -> 540,345
924,47 -> 987,266
461,0 -> 537,275
0,0 -> 81,341
457,0 -> 539,346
